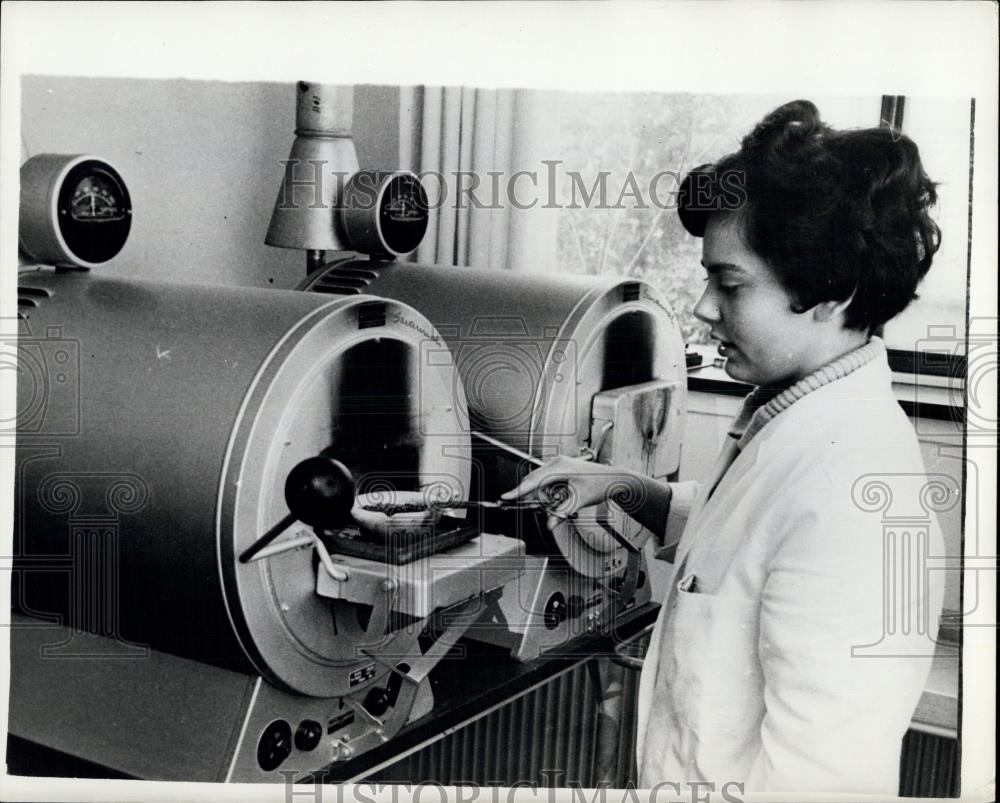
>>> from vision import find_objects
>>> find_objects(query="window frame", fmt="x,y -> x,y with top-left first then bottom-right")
878,94 -> 971,384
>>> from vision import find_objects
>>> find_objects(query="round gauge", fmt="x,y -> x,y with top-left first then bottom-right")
70,174 -> 125,221
340,171 -> 428,257
20,154 -> 132,268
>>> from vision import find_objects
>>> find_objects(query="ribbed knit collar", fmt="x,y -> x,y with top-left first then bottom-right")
727,338 -> 885,450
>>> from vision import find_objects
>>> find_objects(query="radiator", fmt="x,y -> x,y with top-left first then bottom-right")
899,729 -> 961,797
369,659 -> 642,788
369,659 -> 959,797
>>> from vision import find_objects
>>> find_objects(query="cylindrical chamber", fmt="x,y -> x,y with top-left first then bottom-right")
302,259 -> 687,577
14,271 -> 469,696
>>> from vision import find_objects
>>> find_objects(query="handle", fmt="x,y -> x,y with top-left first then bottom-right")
239,455 -> 355,564
471,430 -> 545,468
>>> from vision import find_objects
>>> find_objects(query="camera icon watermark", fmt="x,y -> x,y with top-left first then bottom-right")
912,317 -> 995,439
961,317 -> 998,439
0,318 -> 81,437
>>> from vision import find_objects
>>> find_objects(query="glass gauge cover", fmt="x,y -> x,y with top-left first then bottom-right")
378,173 -> 429,256
57,160 -> 132,263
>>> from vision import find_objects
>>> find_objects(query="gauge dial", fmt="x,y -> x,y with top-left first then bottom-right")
55,159 -> 132,265
70,174 -> 127,221
378,173 -> 429,255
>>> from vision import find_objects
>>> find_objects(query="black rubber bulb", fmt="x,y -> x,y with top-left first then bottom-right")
239,455 -> 356,564
283,455 -> 356,531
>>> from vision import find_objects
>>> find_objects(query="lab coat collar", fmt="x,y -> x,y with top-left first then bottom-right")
676,337 -> 889,566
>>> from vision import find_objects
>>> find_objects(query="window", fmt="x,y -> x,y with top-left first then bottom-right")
885,97 -> 972,354
547,92 -> 968,360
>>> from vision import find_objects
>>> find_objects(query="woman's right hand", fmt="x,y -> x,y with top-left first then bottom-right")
501,455 -> 625,521
502,455 -> 674,537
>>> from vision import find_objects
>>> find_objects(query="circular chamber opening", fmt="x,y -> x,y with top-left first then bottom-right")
258,338 -> 428,665
222,299 -> 470,697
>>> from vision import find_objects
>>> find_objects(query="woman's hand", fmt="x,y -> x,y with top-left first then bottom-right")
501,455 -> 620,520
502,456 -> 674,536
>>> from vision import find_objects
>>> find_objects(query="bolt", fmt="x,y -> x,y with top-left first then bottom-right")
331,738 -> 354,762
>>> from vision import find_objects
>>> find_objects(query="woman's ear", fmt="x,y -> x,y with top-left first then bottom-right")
812,294 -> 854,323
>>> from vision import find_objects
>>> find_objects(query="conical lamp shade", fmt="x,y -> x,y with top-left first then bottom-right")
265,135 -> 360,251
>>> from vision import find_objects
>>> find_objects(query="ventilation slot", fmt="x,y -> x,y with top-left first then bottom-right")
17,286 -> 51,318
622,283 -> 641,302
309,262 -> 391,296
314,285 -> 362,296
313,276 -> 368,295
333,267 -> 381,280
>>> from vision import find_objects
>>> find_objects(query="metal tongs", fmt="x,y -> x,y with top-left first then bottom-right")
433,498 -> 552,512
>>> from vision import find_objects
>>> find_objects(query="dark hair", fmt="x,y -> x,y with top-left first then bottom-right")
677,99 -> 941,331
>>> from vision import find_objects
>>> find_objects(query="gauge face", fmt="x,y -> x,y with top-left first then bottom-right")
70,174 -> 126,221
56,160 -> 132,264
378,173 -> 428,255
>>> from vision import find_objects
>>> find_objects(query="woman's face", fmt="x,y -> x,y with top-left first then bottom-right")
694,214 -> 826,387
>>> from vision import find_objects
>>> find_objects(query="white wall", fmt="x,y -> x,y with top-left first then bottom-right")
19,76 -> 400,289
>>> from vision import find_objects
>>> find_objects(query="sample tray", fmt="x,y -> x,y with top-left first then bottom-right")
320,516 -> 479,565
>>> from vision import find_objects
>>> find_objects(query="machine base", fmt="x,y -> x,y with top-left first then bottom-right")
5,613 -> 432,782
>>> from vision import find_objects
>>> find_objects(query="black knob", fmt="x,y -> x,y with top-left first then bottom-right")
362,687 -> 391,718
257,719 -> 293,771
294,719 -> 324,752
543,592 -> 568,630
284,456 -> 355,530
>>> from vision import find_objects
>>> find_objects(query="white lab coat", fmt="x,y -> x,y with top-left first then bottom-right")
636,343 -> 945,793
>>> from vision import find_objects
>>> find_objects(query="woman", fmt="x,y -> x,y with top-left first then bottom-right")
502,100 -> 945,793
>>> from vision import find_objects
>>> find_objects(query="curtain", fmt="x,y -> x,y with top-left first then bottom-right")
399,86 -> 558,271
400,85 -> 629,785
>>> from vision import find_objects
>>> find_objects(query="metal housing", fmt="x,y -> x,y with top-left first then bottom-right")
14,271 -> 470,697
